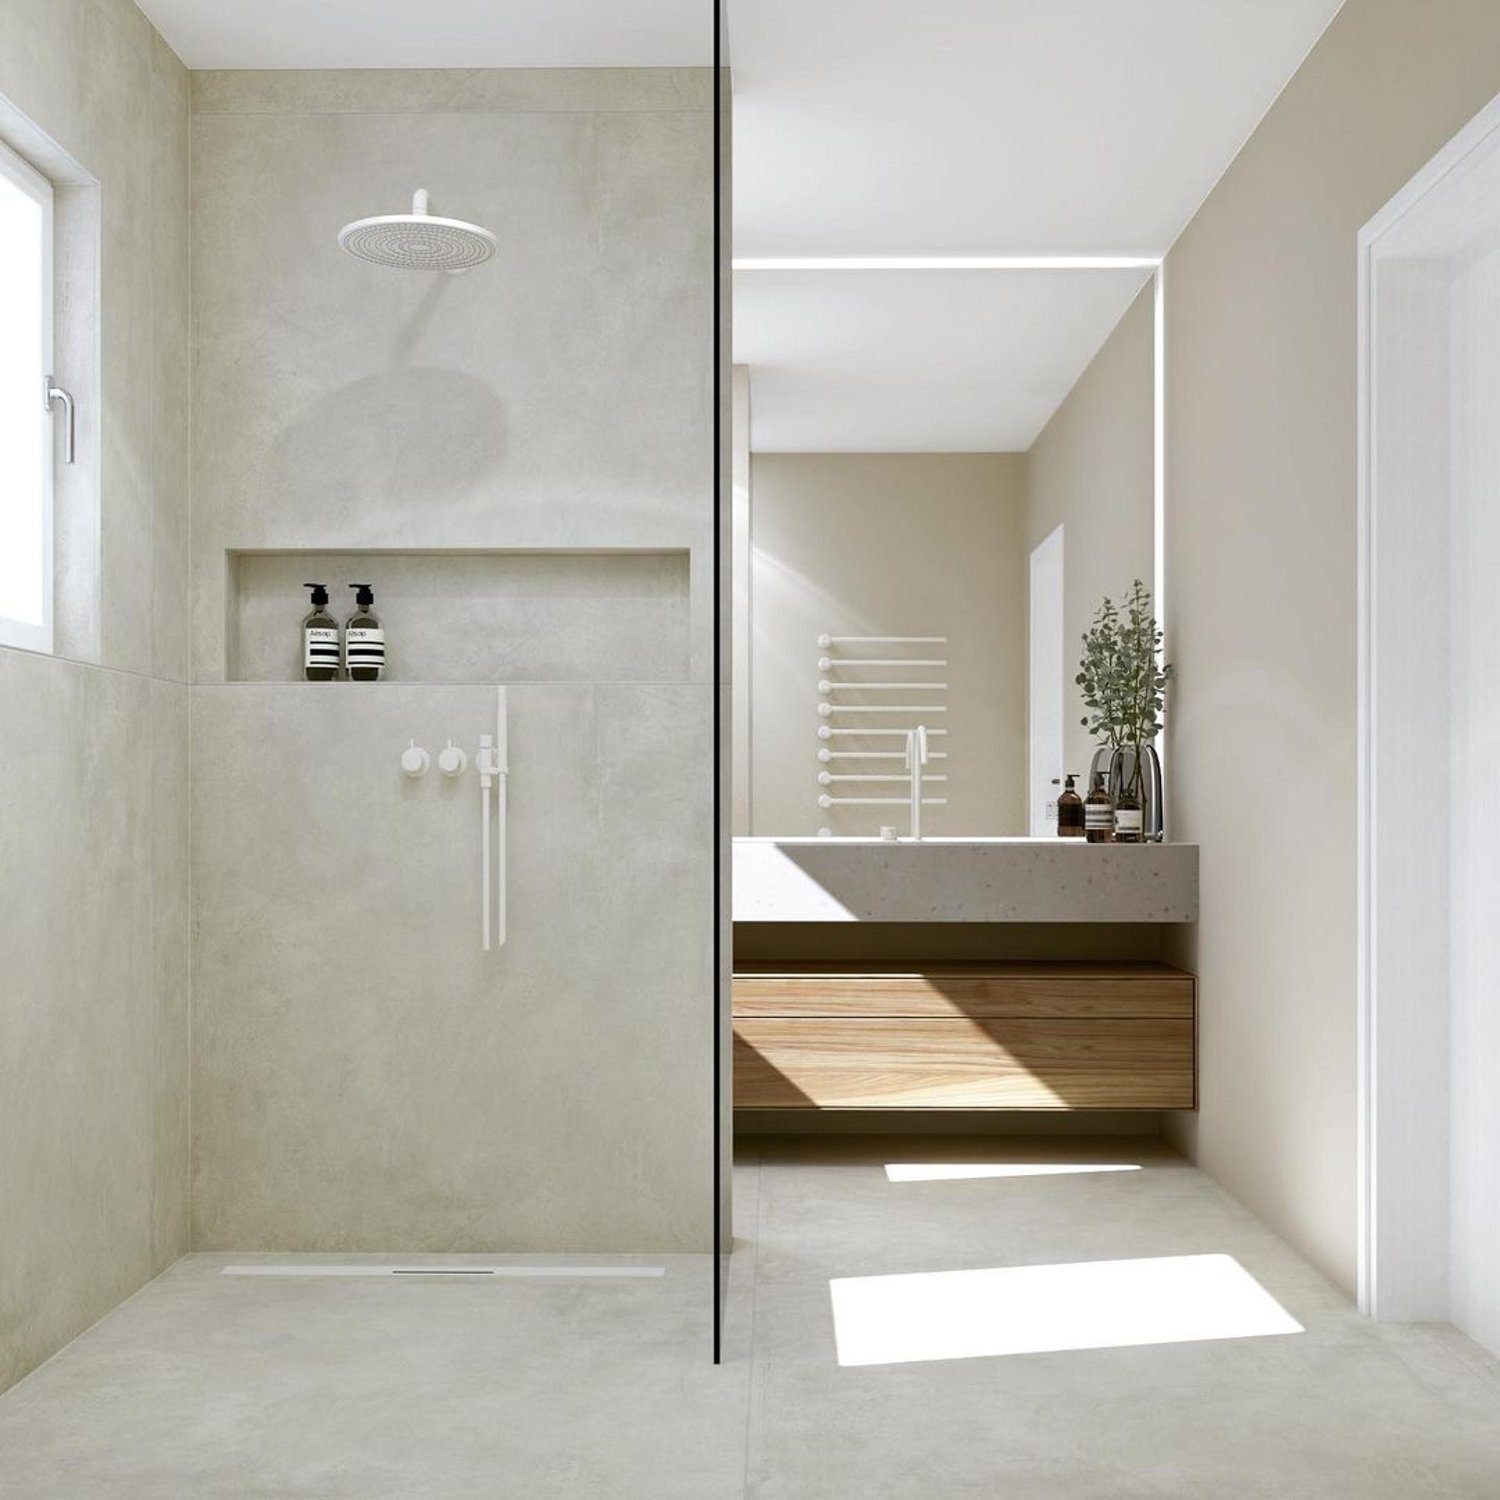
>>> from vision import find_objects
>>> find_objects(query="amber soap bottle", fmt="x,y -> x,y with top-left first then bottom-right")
1053,775 -> 1085,838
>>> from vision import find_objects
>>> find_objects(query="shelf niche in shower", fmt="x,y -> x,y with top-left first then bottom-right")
226,549 -> 690,683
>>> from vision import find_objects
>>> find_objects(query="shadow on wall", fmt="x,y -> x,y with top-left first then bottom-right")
273,366 -> 506,520
274,276 -> 504,517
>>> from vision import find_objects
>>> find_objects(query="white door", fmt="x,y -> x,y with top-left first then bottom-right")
1361,91 -> 1500,1355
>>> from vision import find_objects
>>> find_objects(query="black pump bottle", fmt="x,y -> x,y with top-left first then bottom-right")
302,584 -> 339,681
344,583 -> 385,682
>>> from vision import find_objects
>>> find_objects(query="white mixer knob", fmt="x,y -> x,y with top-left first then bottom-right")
400,740 -> 430,778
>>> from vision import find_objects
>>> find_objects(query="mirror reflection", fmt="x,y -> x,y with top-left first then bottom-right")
732,265 -> 1157,838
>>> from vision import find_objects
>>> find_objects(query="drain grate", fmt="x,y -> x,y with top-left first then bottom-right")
220,1264 -> 666,1279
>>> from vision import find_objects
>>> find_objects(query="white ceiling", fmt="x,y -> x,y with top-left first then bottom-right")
731,0 -> 1345,257
135,0 -> 710,70
736,267 -> 1153,452
731,0 -> 1343,450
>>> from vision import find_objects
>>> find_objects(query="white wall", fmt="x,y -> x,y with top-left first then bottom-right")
1164,0 -> 1500,1293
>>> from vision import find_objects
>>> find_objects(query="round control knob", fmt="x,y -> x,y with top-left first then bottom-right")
400,740 -> 430,778
437,740 -> 468,778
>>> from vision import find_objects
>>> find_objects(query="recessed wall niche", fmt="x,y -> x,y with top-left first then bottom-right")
226,549 -> 690,683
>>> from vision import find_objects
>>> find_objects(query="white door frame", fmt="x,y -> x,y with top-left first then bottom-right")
1357,89 -> 1500,1321
1028,524 -> 1065,836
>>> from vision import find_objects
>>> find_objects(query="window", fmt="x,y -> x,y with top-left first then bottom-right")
0,138 -> 53,652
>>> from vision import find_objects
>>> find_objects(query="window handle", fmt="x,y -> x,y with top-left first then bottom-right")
43,375 -> 74,465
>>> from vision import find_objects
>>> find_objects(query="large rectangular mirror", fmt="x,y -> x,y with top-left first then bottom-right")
731,264 -> 1158,839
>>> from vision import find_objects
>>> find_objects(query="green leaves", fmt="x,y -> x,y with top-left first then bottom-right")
1076,579 -> 1174,757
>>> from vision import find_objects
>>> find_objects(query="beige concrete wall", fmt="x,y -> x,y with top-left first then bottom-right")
747,453 -> 1028,836
188,70 -> 714,1250
0,0 -> 190,1392
1162,0 -> 1500,1293
190,684 -> 711,1251
1024,281 -> 1156,781
188,68 -> 715,684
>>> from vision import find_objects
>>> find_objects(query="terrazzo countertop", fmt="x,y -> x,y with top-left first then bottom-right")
732,837 -> 1199,923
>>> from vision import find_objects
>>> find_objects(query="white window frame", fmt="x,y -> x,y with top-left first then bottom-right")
0,137 -> 54,654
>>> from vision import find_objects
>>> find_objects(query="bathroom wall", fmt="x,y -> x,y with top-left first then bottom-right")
188,69 -> 714,1249
746,452 -> 1028,836
1163,0 -> 1500,1293
1024,281 -> 1156,780
0,0 -> 190,1392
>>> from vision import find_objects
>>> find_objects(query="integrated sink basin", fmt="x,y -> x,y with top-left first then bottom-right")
732,836 -> 1199,924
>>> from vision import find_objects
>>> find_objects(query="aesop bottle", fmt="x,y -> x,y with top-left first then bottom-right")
344,584 -> 385,682
1084,772 -> 1114,844
1113,779 -> 1144,843
302,584 -> 339,681
1053,774 -> 1085,838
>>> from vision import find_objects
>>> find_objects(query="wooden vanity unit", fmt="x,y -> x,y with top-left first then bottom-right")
732,962 -> 1196,1111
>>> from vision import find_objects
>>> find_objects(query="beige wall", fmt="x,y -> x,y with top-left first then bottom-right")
1025,282 -> 1156,780
188,70 -> 714,1250
748,453 -> 1028,836
0,0 -> 190,1392
1163,0 -> 1500,1293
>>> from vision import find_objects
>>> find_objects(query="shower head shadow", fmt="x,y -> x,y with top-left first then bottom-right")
338,188 -> 496,275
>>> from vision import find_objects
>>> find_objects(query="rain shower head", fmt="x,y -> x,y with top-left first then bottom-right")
338,189 -> 496,273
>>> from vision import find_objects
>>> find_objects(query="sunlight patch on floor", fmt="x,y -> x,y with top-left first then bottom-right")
883,1162 -> 1143,1182
830,1253 -> 1303,1366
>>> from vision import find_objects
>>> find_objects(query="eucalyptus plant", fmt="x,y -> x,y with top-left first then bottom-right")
1076,579 -> 1174,798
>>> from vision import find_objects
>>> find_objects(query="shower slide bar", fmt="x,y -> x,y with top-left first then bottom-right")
819,795 -> 948,807
817,635 -> 948,646
819,680 -> 949,693
478,686 -> 509,953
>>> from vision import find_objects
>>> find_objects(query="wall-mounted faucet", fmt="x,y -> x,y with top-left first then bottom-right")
397,688 -> 509,951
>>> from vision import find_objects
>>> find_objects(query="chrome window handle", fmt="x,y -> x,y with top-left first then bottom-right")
44,375 -> 74,464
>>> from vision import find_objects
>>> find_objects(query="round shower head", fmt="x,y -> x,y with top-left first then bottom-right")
338,189 -> 496,273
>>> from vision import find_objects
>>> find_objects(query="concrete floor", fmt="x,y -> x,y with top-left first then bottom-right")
2,1138 -> 1499,1497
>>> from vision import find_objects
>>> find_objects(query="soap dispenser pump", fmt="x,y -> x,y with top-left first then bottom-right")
302,584 -> 339,681
344,583 -> 385,682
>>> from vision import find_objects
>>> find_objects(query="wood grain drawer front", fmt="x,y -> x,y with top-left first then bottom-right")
733,1018 -> 1195,1110
733,966 -> 1194,1021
